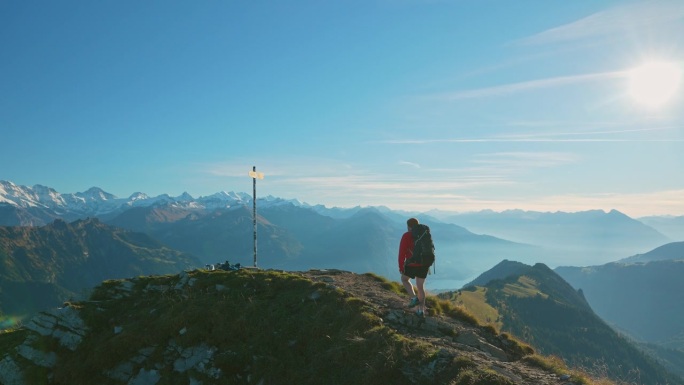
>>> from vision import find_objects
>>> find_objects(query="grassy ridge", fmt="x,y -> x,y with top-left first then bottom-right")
50,270 -> 435,385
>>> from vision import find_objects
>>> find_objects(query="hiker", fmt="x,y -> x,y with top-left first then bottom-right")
398,217 -> 429,317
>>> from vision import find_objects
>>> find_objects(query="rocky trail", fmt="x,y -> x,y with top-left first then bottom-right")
301,269 -> 569,385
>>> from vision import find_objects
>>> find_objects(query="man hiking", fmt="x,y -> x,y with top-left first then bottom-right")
398,217 -> 430,317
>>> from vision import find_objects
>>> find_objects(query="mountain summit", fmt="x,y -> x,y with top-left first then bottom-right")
1,268 -> 596,385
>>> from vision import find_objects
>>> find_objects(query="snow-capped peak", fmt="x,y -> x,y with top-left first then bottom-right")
0,180 -> 308,219
76,187 -> 117,202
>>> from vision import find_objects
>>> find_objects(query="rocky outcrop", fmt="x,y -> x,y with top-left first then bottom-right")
0,305 -> 86,385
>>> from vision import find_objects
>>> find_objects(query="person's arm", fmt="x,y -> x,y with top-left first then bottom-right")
398,232 -> 411,273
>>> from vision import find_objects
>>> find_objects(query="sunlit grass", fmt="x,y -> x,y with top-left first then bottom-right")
50,269 -> 437,384
503,276 -> 548,299
523,354 -> 616,385
441,287 -> 502,330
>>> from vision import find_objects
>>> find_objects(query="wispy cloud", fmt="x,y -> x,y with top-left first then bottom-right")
380,123 -> 683,145
383,137 -> 682,144
530,189 -> 684,217
400,189 -> 684,217
186,158 -> 684,216
517,1 -> 684,46
472,152 -> 579,168
399,161 -> 420,168
427,71 -> 625,101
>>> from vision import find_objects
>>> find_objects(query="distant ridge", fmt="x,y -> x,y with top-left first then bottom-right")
1,179 -> 677,289
619,241 -> 684,263
442,261 -> 683,385
556,242 -> 684,349
432,208 -> 671,264
464,259 -> 531,287
0,180 -> 298,226
0,217 -> 201,317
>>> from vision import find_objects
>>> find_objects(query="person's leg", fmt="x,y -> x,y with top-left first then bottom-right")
401,274 -> 415,296
415,276 -> 426,313
401,273 -> 420,307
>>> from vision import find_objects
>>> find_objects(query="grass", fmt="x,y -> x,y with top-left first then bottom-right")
523,354 -> 615,385
452,367 -> 516,385
0,327 -> 29,355
46,269 -> 437,385
425,296 -> 480,327
363,272 -> 405,295
2,269 -> 616,385
502,276 -> 548,299
442,287 -> 503,330
365,273 -> 483,328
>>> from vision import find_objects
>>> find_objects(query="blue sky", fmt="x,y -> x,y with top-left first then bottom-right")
2,0 -> 683,217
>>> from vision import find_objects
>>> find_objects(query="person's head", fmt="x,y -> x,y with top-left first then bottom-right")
407,217 -> 419,230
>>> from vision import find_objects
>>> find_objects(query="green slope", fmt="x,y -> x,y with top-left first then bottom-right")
441,262 -> 683,385
0,218 -> 200,320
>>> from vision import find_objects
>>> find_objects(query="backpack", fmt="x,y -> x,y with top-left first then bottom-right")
409,224 -> 435,267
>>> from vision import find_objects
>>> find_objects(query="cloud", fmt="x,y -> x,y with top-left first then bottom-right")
380,124 -> 684,145
529,189 -> 684,217
427,71 -> 625,101
188,158 -> 684,217
382,137 -> 682,145
399,161 -> 420,168
472,151 -> 579,168
394,189 -> 684,217
517,1 -> 684,46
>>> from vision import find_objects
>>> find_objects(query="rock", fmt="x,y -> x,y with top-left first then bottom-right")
25,306 -> 87,351
0,356 -> 23,385
455,330 -> 508,361
107,361 -> 134,382
173,344 -> 217,373
128,368 -> 161,385
17,344 -> 57,368
110,280 -> 136,299
174,271 -> 197,291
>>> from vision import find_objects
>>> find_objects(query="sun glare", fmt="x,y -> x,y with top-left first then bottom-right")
628,60 -> 683,108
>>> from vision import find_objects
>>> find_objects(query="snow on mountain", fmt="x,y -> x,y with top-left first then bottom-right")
0,180 -> 307,218
0,181 -> 54,208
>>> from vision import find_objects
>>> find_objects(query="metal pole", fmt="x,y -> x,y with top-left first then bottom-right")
252,166 -> 257,268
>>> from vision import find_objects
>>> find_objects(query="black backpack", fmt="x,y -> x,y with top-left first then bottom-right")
409,224 -> 435,267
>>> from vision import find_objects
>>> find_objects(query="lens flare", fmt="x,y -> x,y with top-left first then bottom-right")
0,315 -> 25,330
628,60 -> 683,108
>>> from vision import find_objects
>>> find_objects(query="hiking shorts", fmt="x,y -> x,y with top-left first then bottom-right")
403,264 -> 429,279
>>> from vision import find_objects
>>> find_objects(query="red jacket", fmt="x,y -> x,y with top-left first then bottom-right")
398,231 -> 415,273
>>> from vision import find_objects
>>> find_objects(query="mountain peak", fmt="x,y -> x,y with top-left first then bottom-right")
76,186 -> 117,201
0,269 -> 572,384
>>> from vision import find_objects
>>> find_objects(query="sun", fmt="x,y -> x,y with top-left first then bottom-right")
627,60 -> 683,108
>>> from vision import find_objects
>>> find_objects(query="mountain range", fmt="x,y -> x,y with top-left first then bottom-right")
2,180 -> 679,289
442,260 -> 683,385
2,180 -> 684,383
0,217 -> 200,318
428,209 -> 676,266
555,242 -> 684,368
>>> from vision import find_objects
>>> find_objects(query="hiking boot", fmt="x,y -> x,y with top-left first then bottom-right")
407,297 -> 419,308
